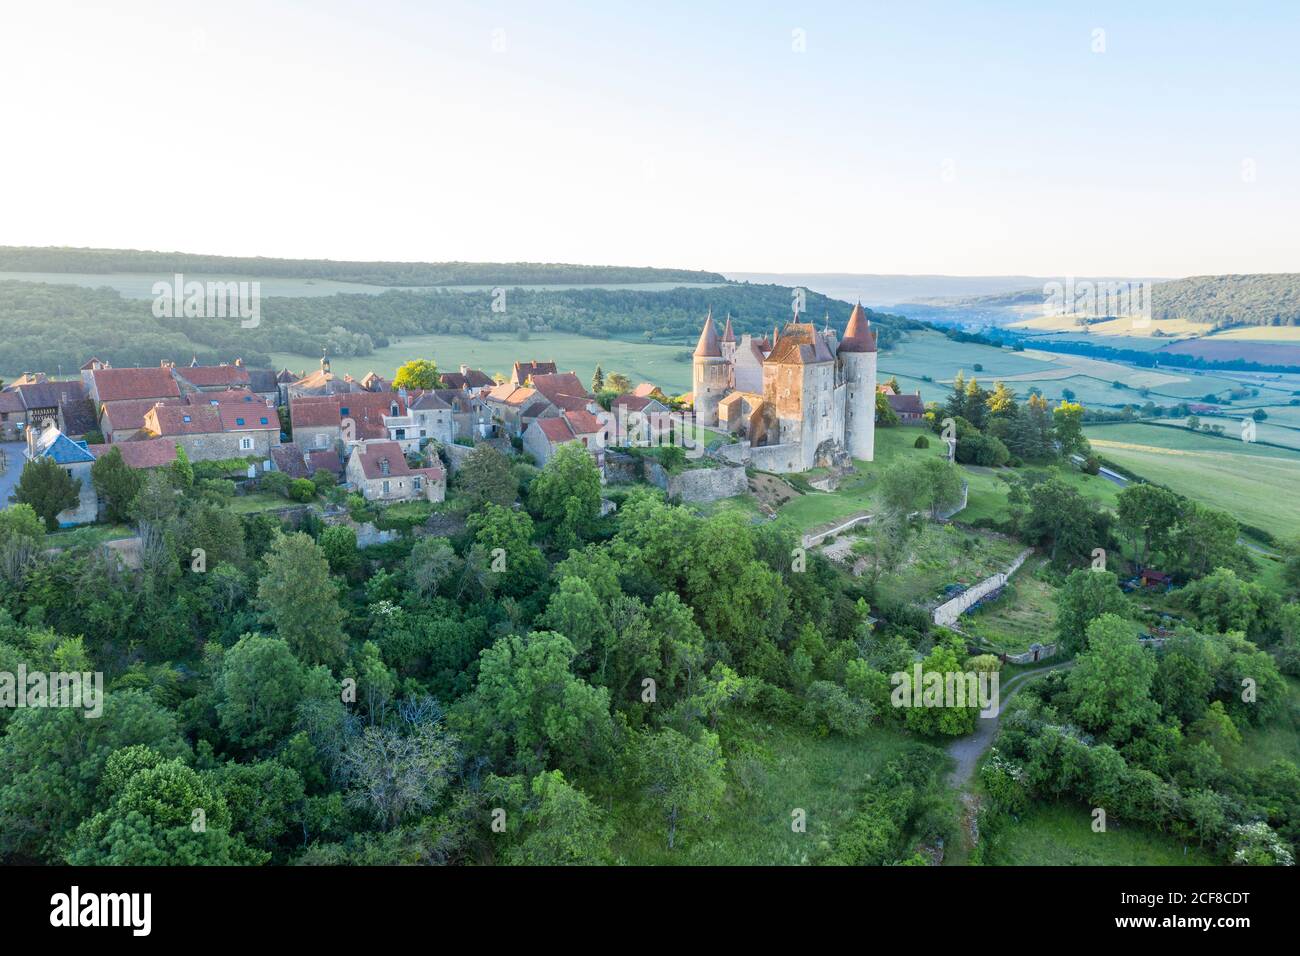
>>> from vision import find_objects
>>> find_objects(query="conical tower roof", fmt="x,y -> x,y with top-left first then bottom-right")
838,301 -> 877,353
693,309 -> 722,358
721,315 -> 735,343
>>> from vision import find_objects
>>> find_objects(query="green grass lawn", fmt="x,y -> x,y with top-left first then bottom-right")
1225,677 -> 1300,774
962,558 -> 1059,654
44,523 -> 134,549
986,803 -> 1216,865
864,523 -> 1026,608
1084,421 -> 1300,537
228,492 -> 305,514
270,330 -> 698,396
603,715 -> 918,865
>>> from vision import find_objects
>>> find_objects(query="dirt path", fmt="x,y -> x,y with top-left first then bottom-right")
945,661 -> 1074,790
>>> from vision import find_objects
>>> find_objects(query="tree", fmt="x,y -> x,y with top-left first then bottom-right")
456,445 -> 518,511
1053,401 -> 1088,458
632,727 -> 726,850
875,390 -> 899,426
90,446 -> 143,523
493,770 -> 612,865
1116,484 -> 1182,569
590,365 -> 605,393
1067,613 -> 1159,744
458,630 -> 611,774
0,503 -> 44,584
14,457 -> 80,532
466,503 -> 545,596
406,535 -> 459,600
1025,477 -> 1110,566
528,443 -> 602,550
257,533 -> 349,666
393,359 -> 442,391
341,721 -> 459,830
171,444 -> 194,488
1171,504 -> 1244,580
1056,569 -> 1128,654
0,689 -> 189,862
215,633 -> 320,750
67,755 -> 265,865
318,524 -> 359,574
606,372 -> 632,394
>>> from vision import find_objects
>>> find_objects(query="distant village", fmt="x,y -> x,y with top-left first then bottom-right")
6,314 -> 930,528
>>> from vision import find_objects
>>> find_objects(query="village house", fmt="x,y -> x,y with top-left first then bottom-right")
609,393 -> 672,445
522,408 -> 607,474
483,383 -> 549,437
345,440 -> 445,503
406,391 -> 455,446
511,360 -> 558,386
289,391 -> 407,453
100,398 -> 184,443
139,403 -> 279,462
87,437 -> 178,471
24,422 -> 98,526
441,365 -> 495,390
886,390 -> 926,424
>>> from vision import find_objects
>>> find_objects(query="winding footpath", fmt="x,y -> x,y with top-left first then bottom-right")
946,660 -> 1074,789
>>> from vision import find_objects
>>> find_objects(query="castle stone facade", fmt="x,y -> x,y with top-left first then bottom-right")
692,304 -> 877,473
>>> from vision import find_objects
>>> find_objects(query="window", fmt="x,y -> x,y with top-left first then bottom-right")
315,433 -> 327,448
182,415 -> 191,423
259,417 -> 268,425
340,407 -> 349,417
239,437 -> 253,451
382,480 -> 390,494
413,476 -> 422,491
236,418 -> 245,426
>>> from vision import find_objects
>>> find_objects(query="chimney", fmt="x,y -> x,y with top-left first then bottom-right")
234,357 -> 243,367
460,364 -> 470,375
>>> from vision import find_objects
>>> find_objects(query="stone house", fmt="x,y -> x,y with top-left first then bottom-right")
140,403 -> 279,462
345,440 -> 446,503
24,422 -> 98,526
522,409 -> 607,475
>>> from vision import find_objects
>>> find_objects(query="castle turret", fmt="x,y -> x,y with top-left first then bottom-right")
838,302 -> 878,461
720,314 -> 736,364
692,310 -> 728,426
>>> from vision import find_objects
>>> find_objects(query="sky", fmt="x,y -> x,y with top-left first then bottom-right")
0,0 -> 1296,277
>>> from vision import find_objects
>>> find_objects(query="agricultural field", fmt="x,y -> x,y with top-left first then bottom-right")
1084,421 -> 1300,537
1011,312 -> 1211,339
985,803 -> 1215,866
269,331 -> 697,395
1210,325 -> 1300,342
879,329 -> 1057,381
1161,337 -> 1300,367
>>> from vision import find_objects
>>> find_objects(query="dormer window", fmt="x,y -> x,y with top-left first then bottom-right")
182,415 -> 191,423
236,418 -> 246,426
379,459 -> 390,476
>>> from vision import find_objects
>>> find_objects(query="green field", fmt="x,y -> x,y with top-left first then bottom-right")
269,331 -> 698,395
986,803 -> 1216,865
1084,421 -> 1300,537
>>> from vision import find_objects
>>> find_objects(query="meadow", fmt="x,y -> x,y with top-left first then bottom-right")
985,803 -> 1215,865
1084,421 -> 1300,538
269,331 -> 698,395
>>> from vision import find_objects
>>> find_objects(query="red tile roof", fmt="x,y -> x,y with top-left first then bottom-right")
178,365 -> 252,388
563,409 -> 605,436
185,387 -> 265,405
88,438 -> 178,469
351,441 -> 444,481
529,372 -> 590,412
101,398 -> 184,433
91,367 -> 181,402
535,418 -> 576,443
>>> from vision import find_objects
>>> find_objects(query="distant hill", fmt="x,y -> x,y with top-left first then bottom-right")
0,276 -> 912,376
1147,273 -> 1300,328
0,246 -> 726,287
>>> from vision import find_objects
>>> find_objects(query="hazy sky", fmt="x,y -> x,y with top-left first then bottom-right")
1,0 -> 1296,276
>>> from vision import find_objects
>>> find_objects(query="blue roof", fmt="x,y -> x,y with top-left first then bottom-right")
36,430 -> 96,465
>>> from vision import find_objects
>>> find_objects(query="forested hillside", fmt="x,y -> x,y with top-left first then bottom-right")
0,279 -> 911,373
0,246 -> 725,287
1148,274 -> 1300,327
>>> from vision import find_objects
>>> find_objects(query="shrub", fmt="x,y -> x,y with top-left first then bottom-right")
288,479 -> 317,503
913,434 -> 930,449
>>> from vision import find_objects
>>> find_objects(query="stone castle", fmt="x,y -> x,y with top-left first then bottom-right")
692,303 -> 877,473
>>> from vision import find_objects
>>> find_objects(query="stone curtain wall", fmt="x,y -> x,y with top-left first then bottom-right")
644,461 -> 748,503
933,548 -> 1033,628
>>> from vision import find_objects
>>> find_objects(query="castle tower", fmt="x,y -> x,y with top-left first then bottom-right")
838,302 -> 878,461
720,314 -> 736,363
692,309 -> 728,426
